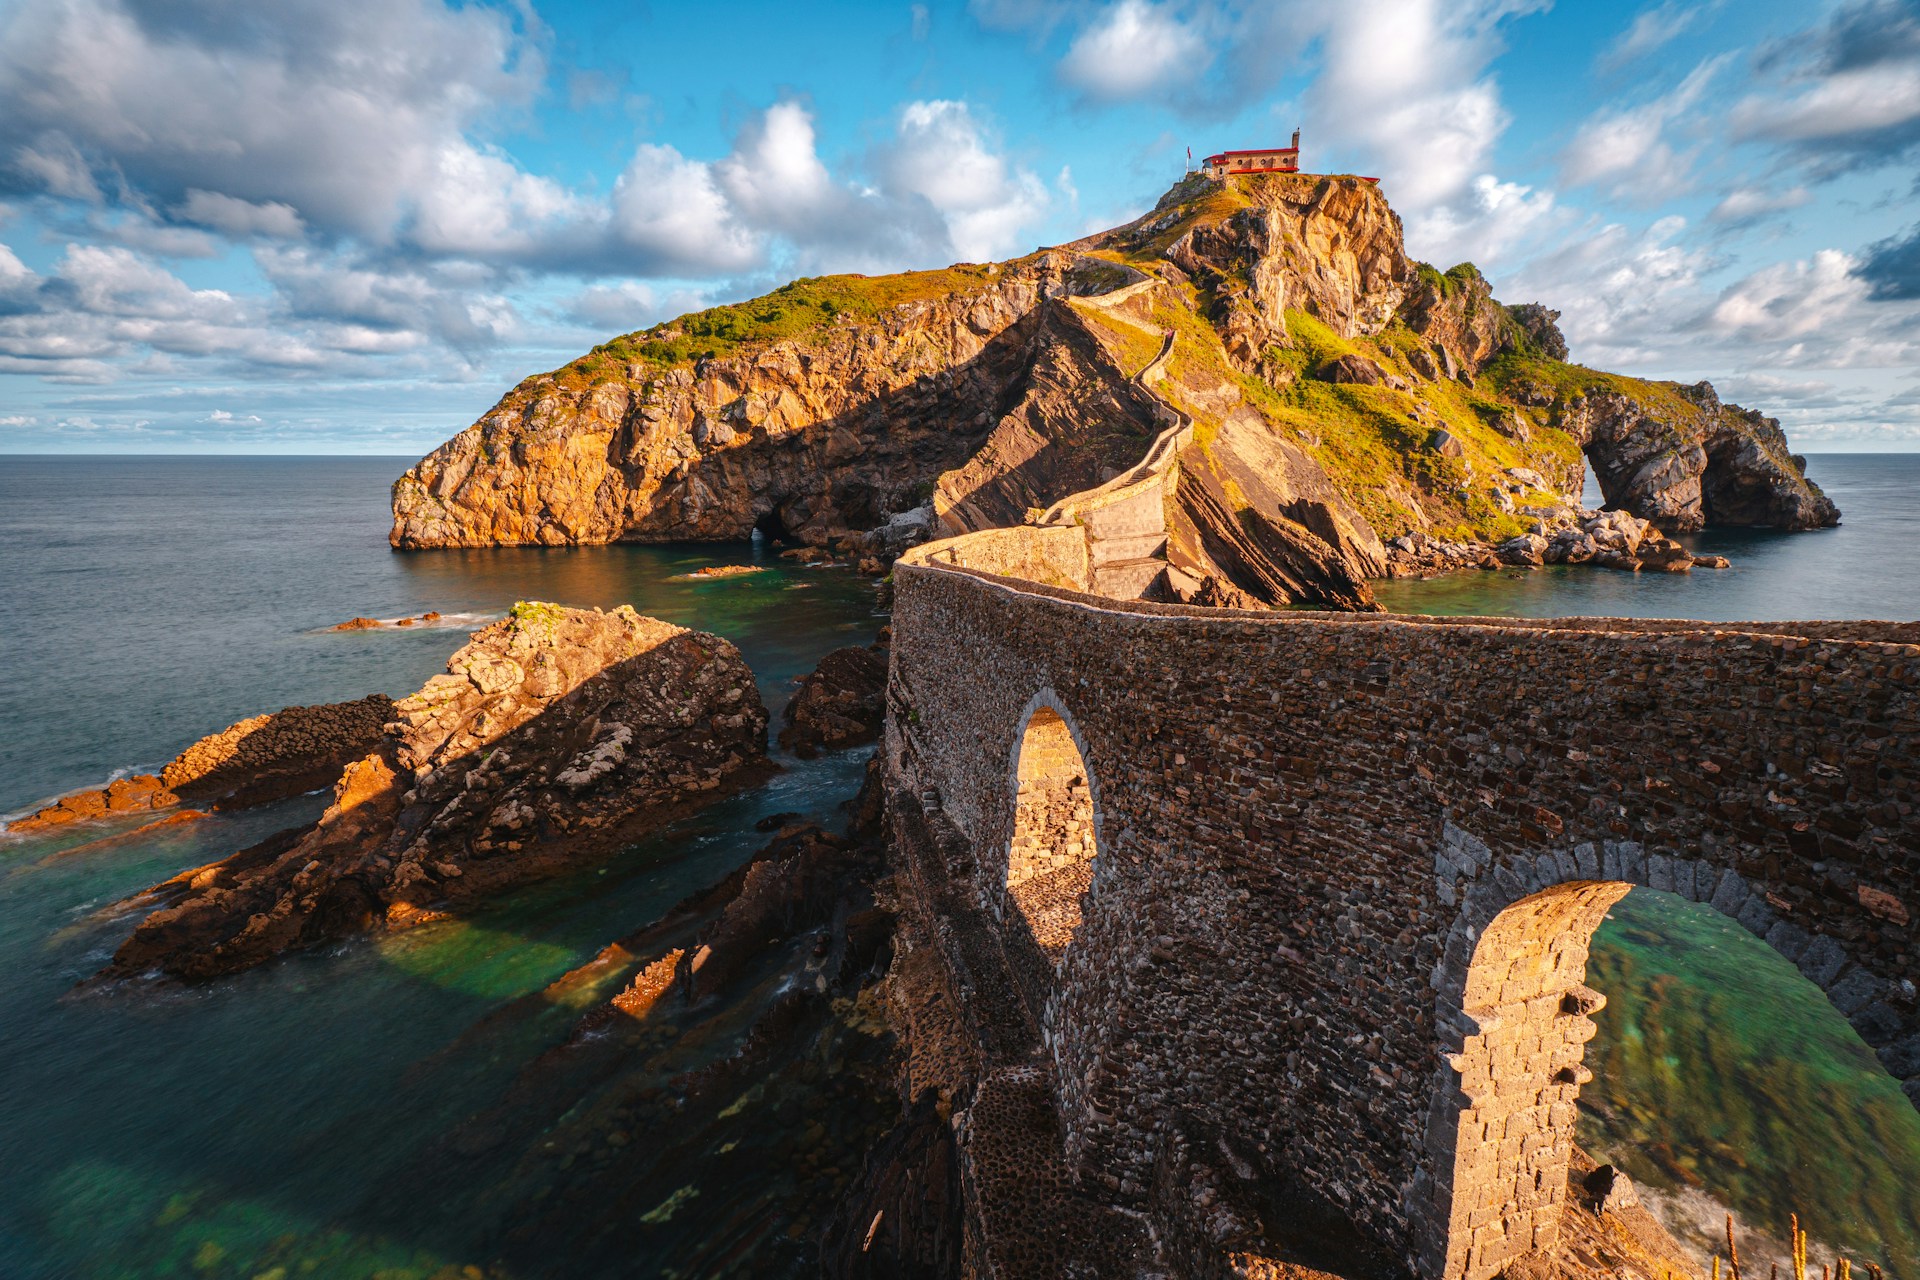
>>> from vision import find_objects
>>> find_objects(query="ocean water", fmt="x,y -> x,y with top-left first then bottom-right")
0,454 -> 1916,1277
1373,454 -> 1920,622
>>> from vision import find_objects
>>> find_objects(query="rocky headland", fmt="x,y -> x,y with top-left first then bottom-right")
391,170 -> 1835,611
99,603 -> 767,982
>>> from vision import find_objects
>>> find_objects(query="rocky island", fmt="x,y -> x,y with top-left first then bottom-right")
390,171 -> 1835,611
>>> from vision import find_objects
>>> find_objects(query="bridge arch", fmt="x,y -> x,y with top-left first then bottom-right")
1417,820 -> 1920,1280
998,689 -> 1106,1014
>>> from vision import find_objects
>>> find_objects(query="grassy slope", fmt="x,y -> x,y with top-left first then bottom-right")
466,167 -> 1722,549
495,263 -> 1018,410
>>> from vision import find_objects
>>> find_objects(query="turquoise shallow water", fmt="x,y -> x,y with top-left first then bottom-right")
1,454 -> 1917,1277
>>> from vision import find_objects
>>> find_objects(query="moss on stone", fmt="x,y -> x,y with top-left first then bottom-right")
507,600 -> 568,635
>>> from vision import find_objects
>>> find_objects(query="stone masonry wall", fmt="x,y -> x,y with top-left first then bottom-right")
885,537 -> 1920,1278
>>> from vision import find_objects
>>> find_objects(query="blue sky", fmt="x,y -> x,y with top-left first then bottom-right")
0,0 -> 1917,453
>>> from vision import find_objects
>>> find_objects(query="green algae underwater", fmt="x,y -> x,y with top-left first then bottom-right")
4,456 -> 1920,1277
1581,889 -> 1920,1272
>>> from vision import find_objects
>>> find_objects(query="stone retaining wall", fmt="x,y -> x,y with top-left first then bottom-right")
886,540 -> 1920,1278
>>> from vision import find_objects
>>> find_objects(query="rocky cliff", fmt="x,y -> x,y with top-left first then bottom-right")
101,603 -> 767,982
393,171 -> 1836,609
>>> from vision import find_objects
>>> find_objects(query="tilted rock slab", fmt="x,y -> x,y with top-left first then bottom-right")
8,695 -> 394,833
102,603 -> 768,982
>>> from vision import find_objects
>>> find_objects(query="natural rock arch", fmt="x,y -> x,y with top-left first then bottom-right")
1000,692 -> 1103,1006
1417,821 -> 1920,1280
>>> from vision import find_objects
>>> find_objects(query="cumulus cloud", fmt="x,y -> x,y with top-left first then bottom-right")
1403,174 -> 1563,273
174,191 -> 306,240
1496,215 -> 1715,367
1708,250 -> 1876,350
1298,0 -> 1547,212
1059,0 -> 1210,102
880,101 -> 1050,262
0,236 -> 529,383
1728,0 -> 1920,175
0,0 -> 544,241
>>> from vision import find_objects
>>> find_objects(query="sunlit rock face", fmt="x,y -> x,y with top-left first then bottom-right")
100,603 -> 767,983
1561,381 -> 1840,532
392,169 -> 1837,609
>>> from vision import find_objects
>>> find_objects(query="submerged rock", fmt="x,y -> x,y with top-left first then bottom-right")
99,603 -> 768,982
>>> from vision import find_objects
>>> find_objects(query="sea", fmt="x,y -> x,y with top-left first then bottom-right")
0,453 -> 1916,1278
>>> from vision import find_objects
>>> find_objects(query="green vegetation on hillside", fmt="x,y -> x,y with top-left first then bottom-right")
510,263 -> 1014,403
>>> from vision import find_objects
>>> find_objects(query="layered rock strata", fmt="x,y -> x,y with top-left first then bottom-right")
392,170 -> 1836,612
100,603 -> 767,981
7,695 -> 394,833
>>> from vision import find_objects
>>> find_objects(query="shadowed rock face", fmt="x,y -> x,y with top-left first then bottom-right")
779,633 -> 890,758
6,696 -> 395,834
1561,382 -> 1839,532
391,169 -> 1836,610
100,604 -> 768,983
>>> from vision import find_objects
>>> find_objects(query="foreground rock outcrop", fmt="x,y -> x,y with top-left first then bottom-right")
101,603 -> 767,982
392,170 -> 1835,611
8,696 -> 394,833
779,631 -> 890,757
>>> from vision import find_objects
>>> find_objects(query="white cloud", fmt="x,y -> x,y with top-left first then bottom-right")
1598,1 -> 1713,75
1704,249 -> 1881,351
1730,61 -> 1920,143
1498,215 -> 1715,367
0,0 -> 543,242
176,190 -> 305,240
1295,0 -> 1548,212
1707,184 -> 1813,225
1560,57 -> 1727,200
1725,0 -> 1920,174
1405,174 -> 1563,272
610,144 -> 765,276
563,281 -> 708,332
1059,0 -> 1210,101
714,101 -> 846,237
880,101 -> 1049,262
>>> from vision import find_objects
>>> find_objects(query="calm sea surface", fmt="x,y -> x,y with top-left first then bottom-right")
1,454 -> 1916,1276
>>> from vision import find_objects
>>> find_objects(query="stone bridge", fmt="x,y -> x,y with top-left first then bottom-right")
881,527 -> 1920,1280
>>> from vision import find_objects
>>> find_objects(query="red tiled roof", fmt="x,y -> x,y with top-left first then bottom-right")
1203,147 -> 1300,162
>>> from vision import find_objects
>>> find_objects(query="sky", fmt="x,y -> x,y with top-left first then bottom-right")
0,0 -> 1917,455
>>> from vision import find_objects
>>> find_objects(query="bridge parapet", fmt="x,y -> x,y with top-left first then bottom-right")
886,539 -> 1920,1278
